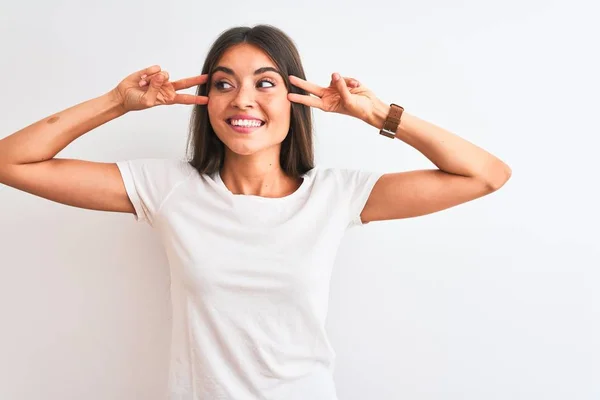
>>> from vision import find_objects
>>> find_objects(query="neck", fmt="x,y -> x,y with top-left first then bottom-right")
220,153 -> 301,198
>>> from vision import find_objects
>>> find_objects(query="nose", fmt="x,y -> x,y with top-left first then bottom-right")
230,83 -> 256,109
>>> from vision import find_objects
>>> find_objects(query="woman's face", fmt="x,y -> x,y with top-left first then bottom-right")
207,43 -> 291,157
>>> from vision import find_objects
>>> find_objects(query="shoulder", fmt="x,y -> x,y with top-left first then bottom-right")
115,157 -> 198,205
311,166 -> 383,188
115,158 -> 198,225
117,158 -> 196,183
308,165 -> 384,227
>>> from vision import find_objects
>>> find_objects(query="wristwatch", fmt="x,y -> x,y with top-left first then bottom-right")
379,103 -> 404,139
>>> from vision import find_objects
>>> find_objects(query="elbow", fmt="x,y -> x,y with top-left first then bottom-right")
485,161 -> 512,191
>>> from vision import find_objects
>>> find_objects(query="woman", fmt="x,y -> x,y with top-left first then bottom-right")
0,25 -> 511,400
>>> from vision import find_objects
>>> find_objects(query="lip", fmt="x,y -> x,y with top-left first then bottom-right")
226,114 -> 266,135
227,114 -> 265,123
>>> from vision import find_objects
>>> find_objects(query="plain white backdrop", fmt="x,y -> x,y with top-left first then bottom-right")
1,0 -> 598,399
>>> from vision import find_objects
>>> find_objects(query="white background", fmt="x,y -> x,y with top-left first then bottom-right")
1,0 -> 598,399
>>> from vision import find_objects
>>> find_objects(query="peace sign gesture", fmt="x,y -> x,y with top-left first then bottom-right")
288,73 -> 379,124
112,65 -> 209,112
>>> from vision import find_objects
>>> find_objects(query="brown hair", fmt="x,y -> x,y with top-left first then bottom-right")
186,25 -> 314,178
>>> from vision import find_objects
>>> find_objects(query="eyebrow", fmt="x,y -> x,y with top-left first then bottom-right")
211,66 -> 282,77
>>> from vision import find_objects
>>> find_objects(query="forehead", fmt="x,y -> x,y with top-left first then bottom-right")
215,43 -> 277,72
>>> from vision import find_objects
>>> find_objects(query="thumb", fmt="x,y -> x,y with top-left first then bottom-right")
144,73 -> 165,104
333,73 -> 351,103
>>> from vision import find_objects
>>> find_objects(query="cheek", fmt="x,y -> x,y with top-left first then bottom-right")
262,93 -> 291,120
207,95 -> 219,113
207,97 -> 225,123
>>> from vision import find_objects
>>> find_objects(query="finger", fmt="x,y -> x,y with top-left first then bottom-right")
329,75 -> 358,87
347,78 -> 360,88
143,71 -> 169,81
140,70 -> 169,87
173,93 -> 209,105
333,73 -> 352,103
287,93 -> 323,109
289,75 -> 325,97
134,65 -> 161,80
142,72 -> 205,89
172,74 -> 209,91
144,73 -> 166,104
332,76 -> 360,88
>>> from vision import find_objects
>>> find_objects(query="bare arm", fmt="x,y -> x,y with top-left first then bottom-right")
0,159 -> 133,213
287,74 -> 511,223
0,90 -> 137,213
0,66 -> 208,215
0,90 -> 126,166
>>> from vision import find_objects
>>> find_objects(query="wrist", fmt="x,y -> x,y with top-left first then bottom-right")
367,98 -> 390,129
105,89 -> 128,115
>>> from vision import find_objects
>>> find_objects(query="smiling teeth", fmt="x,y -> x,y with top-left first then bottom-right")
231,119 -> 262,127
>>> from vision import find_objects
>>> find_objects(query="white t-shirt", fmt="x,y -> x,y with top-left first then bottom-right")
116,158 -> 383,400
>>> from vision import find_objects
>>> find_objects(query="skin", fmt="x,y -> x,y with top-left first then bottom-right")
136,44 -> 361,199
136,45 -> 511,222
207,43 -> 300,198
0,49 -> 510,222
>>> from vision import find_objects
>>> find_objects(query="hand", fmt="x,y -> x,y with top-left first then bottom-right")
288,73 -> 379,123
112,65 -> 209,112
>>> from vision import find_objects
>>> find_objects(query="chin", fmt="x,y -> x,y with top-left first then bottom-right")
214,126 -> 287,156
226,140 -> 286,159
227,146 -> 258,156
220,139 -> 263,156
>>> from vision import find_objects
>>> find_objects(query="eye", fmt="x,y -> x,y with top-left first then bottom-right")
214,80 -> 233,90
257,78 -> 275,88
213,79 -> 275,90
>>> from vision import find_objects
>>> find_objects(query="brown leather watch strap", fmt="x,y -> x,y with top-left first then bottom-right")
379,103 -> 404,139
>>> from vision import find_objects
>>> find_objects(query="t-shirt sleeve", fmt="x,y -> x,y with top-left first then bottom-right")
115,158 -> 193,226
335,168 -> 385,228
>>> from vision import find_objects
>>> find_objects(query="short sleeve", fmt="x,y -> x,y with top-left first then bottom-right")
336,168 -> 384,228
115,158 -> 194,226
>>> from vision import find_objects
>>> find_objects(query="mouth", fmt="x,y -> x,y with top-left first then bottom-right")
226,118 -> 266,134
